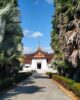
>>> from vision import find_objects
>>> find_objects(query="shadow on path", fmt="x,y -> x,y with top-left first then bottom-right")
0,74 -> 46,100
0,73 -> 71,100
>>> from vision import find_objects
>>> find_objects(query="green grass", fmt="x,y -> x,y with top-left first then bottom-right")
47,73 -> 80,97
53,75 -> 80,97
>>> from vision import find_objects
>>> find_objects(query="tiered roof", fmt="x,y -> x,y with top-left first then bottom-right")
24,48 -> 54,64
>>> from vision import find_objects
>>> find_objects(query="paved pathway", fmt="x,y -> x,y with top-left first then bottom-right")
0,73 -> 71,100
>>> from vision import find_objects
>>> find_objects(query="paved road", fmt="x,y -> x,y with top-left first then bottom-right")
0,73 -> 71,100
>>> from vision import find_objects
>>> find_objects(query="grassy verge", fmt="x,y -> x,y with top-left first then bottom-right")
47,72 -> 80,98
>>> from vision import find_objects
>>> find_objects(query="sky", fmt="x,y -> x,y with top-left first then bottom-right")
18,0 -> 54,54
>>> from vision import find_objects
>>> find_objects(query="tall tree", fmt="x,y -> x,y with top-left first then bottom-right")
51,0 -> 80,81
0,0 -> 23,78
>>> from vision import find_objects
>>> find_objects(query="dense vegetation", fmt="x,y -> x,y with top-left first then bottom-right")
51,0 -> 80,81
0,72 -> 32,92
0,0 -> 23,79
47,72 -> 80,98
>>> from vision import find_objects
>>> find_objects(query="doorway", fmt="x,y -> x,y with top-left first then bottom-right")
37,63 -> 41,69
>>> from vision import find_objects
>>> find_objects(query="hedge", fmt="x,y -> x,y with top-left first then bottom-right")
47,72 -> 80,97
46,72 -> 57,78
14,72 -> 32,83
0,78 -> 14,91
53,75 -> 80,97
0,72 -> 32,92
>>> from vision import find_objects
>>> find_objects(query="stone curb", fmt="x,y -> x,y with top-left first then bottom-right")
53,80 -> 79,100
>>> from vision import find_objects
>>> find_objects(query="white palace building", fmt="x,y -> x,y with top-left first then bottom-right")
22,47 -> 56,73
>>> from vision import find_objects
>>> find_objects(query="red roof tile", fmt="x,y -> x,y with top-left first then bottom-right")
23,48 -> 54,64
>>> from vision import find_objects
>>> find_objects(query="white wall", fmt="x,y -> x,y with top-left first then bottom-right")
20,59 -> 57,73
31,59 -> 48,70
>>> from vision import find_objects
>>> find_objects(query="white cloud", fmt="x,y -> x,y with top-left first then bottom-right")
23,29 -> 31,36
31,32 -> 43,38
33,0 -> 53,5
45,0 -> 53,4
23,29 -> 43,38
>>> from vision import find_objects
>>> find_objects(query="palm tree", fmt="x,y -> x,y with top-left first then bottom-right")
51,0 -> 80,81
0,0 -> 23,79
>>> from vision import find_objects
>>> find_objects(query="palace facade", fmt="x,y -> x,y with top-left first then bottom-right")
22,48 -> 56,73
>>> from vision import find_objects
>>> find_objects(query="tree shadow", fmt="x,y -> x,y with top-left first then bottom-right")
0,83 -> 45,100
0,85 -> 45,100
0,73 -> 47,100
20,77 -> 35,85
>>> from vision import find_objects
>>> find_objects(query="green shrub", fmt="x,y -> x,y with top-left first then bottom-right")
46,72 -> 57,78
0,72 -> 32,91
0,78 -> 14,91
14,72 -> 32,83
53,75 -> 75,90
46,72 -> 54,78
51,74 -> 80,97
72,83 -> 80,97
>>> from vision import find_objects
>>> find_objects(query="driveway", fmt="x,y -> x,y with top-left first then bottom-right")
0,73 -> 71,100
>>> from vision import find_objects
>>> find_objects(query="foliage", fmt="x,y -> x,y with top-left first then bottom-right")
51,0 -> 80,81
46,72 -> 56,78
48,73 -> 80,97
0,72 -> 32,92
14,72 -> 32,83
0,78 -> 14,91
51,30 -> 59,53
0,0 -> 23,78
53,60 -> 65,68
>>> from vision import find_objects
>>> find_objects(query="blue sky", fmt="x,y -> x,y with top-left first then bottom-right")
18,0 -> 54,54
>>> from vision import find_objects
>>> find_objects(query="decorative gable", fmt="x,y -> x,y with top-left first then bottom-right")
34,51 -> 45,58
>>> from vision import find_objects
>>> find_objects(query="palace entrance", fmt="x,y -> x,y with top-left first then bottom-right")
37,63 -> 41,69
